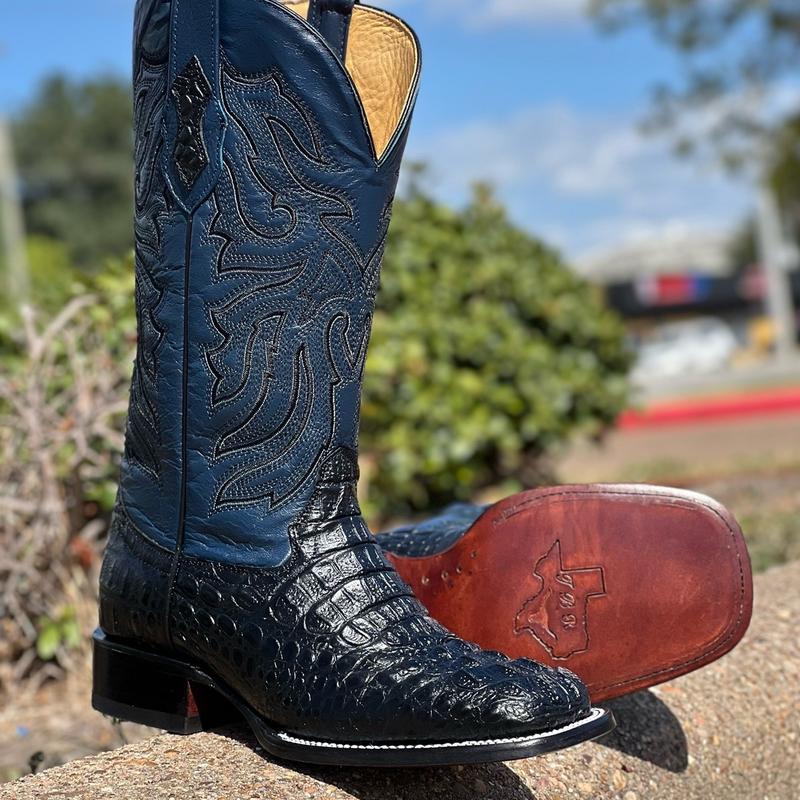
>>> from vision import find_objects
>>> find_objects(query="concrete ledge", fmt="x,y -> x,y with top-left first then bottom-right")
4,562 -> 799,800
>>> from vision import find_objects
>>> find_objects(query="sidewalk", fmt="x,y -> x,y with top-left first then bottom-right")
620,385 -> 800,430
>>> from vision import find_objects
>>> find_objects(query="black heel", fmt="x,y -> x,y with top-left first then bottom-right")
92,630 -> 238,733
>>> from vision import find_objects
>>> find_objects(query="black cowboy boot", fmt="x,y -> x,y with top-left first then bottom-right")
92,0 -> 613,766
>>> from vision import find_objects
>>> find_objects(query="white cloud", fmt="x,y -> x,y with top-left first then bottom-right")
473,0 -> 589,26
404,103 -> 753,259
409,104 -> 733,201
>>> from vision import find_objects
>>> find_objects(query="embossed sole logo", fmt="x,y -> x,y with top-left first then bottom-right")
514,540 -> 606,660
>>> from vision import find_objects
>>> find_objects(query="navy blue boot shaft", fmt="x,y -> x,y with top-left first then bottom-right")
121,0 -> 414,567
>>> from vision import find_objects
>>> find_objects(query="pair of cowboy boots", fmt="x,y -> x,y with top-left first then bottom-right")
93,0 -> 752,767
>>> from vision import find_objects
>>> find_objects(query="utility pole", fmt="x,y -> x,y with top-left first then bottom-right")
756,184 -> 797,361
0,116 -> 29,306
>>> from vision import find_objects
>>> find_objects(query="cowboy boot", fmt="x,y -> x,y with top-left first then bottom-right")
381,486 -> 753,703
92,0 -> 614,766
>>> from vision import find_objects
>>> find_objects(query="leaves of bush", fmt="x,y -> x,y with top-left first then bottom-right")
361,184 -> 632,517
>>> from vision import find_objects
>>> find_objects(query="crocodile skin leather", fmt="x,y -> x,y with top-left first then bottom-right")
99,508 -> 172,649
174,450 -> 589,741
104,452 -> 589,742
170,56 -> 213,188
99,0 -> 592,746
379,504 -> 486,558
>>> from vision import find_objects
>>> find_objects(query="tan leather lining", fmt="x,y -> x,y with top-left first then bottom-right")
281,1 -> 419,159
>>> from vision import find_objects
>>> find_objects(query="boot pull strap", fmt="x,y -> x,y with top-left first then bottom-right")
162,0 -> 228,214
307,0 -> 358,62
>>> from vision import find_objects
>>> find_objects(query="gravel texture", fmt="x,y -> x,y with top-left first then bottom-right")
4,561 -> 799,800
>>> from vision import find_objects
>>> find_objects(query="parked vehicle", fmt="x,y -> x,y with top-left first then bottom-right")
632,317 -> 739,382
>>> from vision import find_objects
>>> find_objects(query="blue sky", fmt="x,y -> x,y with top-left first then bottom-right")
0,0 -> 788,261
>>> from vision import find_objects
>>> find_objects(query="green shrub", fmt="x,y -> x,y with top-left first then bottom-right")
361,184 -> 633,517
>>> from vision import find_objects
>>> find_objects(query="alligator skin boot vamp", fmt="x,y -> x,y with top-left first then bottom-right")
92,0 -> 614,766
381,485 -> 753,703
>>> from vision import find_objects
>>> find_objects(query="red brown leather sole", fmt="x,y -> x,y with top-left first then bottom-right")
387,485 -> 753,703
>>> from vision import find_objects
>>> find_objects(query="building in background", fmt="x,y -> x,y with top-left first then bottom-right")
577,228 -> 800,384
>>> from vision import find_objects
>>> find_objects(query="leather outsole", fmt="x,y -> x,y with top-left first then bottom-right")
387,485 -> 754,703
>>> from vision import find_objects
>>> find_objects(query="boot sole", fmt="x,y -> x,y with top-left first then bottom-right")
387,485 -> 753,703
92,629 -> 614,767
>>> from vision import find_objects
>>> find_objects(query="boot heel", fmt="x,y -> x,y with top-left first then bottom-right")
92,630 -> 238,733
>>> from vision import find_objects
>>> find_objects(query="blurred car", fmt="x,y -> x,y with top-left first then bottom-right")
632,317 -> 739,382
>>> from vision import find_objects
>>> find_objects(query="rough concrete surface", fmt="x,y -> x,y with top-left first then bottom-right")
4,561 -> 799,800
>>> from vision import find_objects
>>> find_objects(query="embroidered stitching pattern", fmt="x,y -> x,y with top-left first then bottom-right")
199,64 -> 390,513
126,55 -> 169,480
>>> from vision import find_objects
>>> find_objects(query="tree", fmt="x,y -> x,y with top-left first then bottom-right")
361,183 -> 632,518
767,113 -> 800,230
589,0 -> 800,167
12,75 -> 133,268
